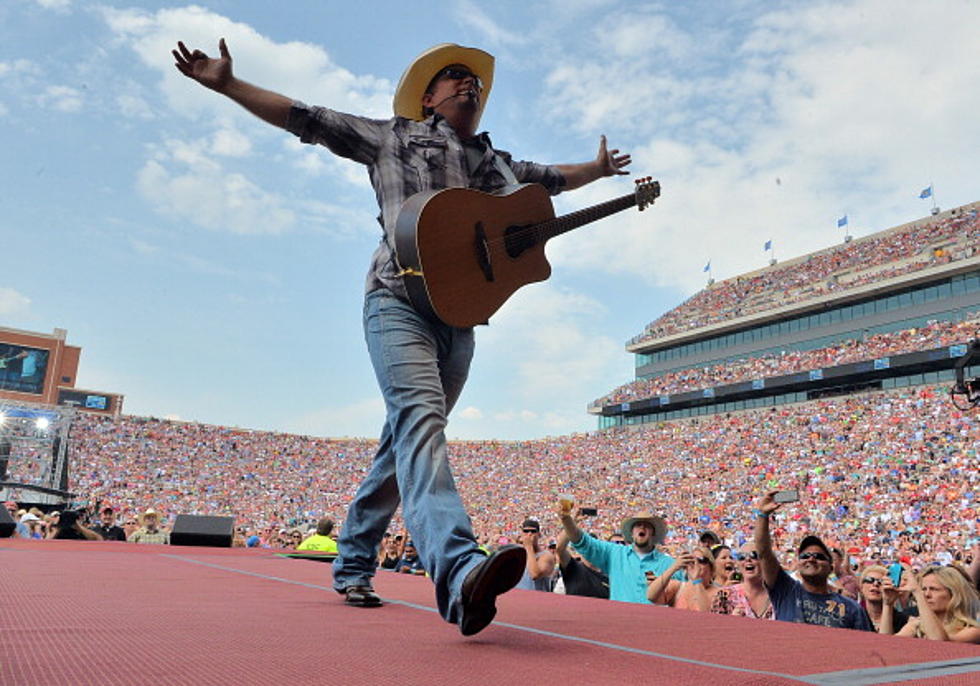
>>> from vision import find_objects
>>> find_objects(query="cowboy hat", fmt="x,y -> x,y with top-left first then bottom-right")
621,511 -> 667,545
393,43 -> 494,121
139,508 -> 162,524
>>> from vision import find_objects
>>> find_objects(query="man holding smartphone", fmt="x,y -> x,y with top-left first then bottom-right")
753,490 -> 872,631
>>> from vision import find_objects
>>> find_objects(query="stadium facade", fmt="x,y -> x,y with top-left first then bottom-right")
592,201 -> 980,429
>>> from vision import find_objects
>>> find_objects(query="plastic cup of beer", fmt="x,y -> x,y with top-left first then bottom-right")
558,492 -> 575,514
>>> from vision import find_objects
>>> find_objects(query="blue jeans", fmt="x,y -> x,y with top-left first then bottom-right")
333,289 -> 485,624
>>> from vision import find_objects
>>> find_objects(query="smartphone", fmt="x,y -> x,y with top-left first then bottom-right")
578,507 -> 598,517
888,562 -> 903,587
773,489 -> 799,504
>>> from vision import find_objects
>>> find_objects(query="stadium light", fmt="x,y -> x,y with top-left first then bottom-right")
35,417 -> 50,431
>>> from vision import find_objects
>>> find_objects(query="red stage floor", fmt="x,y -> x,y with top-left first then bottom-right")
1,539 -> 978,685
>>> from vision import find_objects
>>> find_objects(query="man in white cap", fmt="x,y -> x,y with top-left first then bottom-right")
173,38 -> 631,635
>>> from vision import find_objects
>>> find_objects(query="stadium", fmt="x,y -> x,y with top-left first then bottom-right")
3,202 -> 979,684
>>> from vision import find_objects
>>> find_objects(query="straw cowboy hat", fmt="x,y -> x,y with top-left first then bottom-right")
393,43 -> 495,121
621,511 -> 667,545
139,508 -> 162,524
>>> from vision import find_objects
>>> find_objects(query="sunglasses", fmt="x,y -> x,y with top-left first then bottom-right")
798,552 -> 831,562
435,67 -> 483,90
861,577 -> 883,586
734,550 -> 759,561
522,529 -> 538,534
695,557 -> 711,565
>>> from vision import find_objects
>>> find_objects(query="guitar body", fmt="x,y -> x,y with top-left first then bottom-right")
395,184 -> 556,327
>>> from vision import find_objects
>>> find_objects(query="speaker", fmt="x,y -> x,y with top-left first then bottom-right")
0,505 -> 16,538
170,514 -> 235,547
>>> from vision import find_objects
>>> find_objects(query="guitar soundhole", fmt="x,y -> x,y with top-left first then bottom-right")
504,225 -> 536,258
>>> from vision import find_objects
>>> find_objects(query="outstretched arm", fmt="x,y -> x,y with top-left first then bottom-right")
556,135 -> 632,190
753,491 -> 783,589
173,38 -> 293,129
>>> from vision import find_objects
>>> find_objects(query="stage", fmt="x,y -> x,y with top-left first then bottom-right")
1,539 -> 978,685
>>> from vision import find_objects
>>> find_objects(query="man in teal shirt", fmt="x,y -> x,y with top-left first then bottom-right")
559,506 -> 680,603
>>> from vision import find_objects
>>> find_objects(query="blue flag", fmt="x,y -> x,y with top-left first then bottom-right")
764,239 -> 772,251
837,215 -> 848,228
919,186 -> 932,199
703,260 -> 711,273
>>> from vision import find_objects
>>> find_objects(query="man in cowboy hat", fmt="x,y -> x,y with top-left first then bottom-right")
558,502 -> 680,604
130,508 -> 170,545
173,38 -> 631,635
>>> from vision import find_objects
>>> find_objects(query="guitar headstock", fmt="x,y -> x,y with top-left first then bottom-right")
634,176 -> 661,211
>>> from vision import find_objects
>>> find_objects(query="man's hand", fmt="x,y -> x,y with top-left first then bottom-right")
596,134 -> 631,177
755,491 -> 783,516
173,38 -> 234,93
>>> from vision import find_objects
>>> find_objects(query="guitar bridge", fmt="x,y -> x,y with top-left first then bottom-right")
474,221 -> 494,282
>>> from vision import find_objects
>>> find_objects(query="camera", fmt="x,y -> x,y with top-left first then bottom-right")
58,510 -> 79,528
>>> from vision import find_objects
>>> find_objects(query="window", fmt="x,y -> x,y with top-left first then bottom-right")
937,282 -> 952,299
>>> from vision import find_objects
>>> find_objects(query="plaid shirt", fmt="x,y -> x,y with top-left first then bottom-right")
285,102 -> 566,302
129,527 -> 170,545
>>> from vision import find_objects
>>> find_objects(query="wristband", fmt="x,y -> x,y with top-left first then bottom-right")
753,508 -> 768,519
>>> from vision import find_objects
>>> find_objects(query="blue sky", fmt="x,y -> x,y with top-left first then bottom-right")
2,0 -> 978,440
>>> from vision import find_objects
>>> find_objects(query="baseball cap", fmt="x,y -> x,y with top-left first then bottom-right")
521,518 -> 541,532
798,535 -> 832,558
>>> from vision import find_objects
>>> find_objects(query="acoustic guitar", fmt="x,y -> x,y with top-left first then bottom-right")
393,177 -> 660,327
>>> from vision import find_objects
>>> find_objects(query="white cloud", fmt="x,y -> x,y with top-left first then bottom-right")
31,0 -> 71,10
39,85 -> 82,112
210,124 -> 252,157
117,93 -> 154,119
453,1 -> 526,46
137,145 -> 294,235
100,6 -> 393,120
538,0 -> 980,295
0,287 -> 31,316
479,283 -> 623,404
285,396 -> 385,438
457,406 -> 484,420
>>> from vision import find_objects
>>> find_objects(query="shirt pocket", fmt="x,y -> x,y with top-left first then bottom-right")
405,135 -> 448,190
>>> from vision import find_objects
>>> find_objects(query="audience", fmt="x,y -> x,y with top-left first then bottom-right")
560,506 -> 678,604
297,517 -> 338,553
596,316 -> 979,408
632,207 -> 980,344
515,518 -> 556,592
887,566 -> 980,642
128,508 -> 169,545
754,491 -> 872,630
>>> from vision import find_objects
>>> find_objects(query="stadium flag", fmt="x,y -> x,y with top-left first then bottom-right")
837,215 -> 848,228
703,260 -> 711,273
764,239 -> 772,251
919,185 -> 932,199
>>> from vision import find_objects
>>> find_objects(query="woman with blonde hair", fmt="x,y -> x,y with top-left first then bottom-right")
884,566 -> 980,643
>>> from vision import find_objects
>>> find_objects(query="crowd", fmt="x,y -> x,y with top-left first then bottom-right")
4,378 -> 978,639
14,381 -> 963,567
632,206 -> 980,345
595,315 -> 979,407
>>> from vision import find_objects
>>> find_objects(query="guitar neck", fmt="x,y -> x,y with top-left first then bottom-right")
535,192 -> 638,241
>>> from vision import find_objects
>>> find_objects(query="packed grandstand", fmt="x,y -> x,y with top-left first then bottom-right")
3,203 -> 979,613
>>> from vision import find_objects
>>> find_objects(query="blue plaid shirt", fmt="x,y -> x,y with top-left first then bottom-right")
285,103 -> 565,301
